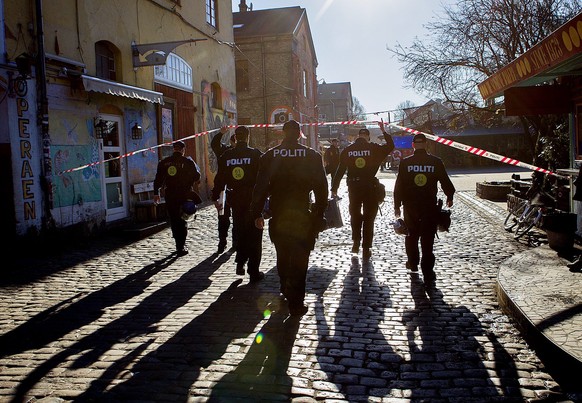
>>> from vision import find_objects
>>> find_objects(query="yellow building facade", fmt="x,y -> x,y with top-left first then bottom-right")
0,0 -> 236,238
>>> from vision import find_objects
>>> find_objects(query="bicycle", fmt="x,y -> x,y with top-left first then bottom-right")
503,197 -> 527,231
513,191 -> 556,240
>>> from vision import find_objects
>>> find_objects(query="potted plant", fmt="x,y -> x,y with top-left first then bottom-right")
541,212 -> 577,251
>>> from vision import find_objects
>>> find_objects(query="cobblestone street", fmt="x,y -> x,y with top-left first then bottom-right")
0,178 -> 575,402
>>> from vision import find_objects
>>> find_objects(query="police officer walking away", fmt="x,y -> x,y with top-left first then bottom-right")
324,138 -> 340,177
331,121 -> 394,262
153,140 -> 201,256
251,120 -> 328,316
211,127 -> 237,253
393,132 -> 455,284
212,126 -> 264,282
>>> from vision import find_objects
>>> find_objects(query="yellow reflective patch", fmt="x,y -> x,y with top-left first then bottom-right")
355,157 -> 366,168
168,166 -> 178,176
232,167 -> 245,180
414,173 -> 427,186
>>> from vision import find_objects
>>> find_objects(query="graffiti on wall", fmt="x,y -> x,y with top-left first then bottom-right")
52,144 -> 101,208
8,77 -> 43,233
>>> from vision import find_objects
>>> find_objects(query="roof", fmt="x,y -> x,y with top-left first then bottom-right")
233,7 -> 305,37
478,11 -> 582,100
318,82 -> 353,100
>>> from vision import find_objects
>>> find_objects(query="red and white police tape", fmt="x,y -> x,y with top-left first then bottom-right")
56,119 -> 565,178
387,123 -> 567,179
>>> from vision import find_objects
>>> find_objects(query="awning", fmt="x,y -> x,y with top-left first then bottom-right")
81,75 -> 164,105
478,11 -> 582,101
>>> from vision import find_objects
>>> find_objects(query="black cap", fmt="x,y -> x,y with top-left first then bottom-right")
413,133 -> 427,143
173,140 -> 186,149
359,128 -> 370,135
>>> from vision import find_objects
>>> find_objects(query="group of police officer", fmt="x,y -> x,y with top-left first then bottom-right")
153,119 -> 455,316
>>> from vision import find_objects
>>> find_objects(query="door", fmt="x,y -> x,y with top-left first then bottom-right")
98,114 -> 128,222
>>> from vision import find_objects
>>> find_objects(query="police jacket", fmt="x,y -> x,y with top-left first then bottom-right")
393,149 -> 455,210
153,152 -> 201,202
250,139 -> 328,220
324,145 -> 340,173
212,141 -> 262,208
331,133 -> 394,192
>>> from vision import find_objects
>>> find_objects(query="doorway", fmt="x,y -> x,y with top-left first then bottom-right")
98,114 -> 128,222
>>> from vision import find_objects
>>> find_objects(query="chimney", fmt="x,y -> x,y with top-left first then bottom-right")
239,0 -> 250,12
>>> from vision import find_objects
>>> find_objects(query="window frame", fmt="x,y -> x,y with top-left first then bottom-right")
206,0 -> 218,28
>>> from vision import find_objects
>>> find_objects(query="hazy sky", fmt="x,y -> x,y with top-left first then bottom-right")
231,0 -> 452,121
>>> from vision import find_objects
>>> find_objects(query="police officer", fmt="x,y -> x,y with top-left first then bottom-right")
211,127 -> 237,253
393,133 -> 455,283
331,121 -> 394,262
250,120 -> 328,316
153,140 -> 201,256
324,138 -> 340,177
212,126 -> 264,282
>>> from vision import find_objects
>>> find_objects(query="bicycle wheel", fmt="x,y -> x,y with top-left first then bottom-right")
503,201 -> 526,231
514,205 -> 540,239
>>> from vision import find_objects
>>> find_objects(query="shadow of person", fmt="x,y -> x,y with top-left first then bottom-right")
10,252 -> 229,402
73,273 -> 275,402
314,259 -> 402,400
403,282 -> 523,400
0,252 -> 180,359
207,310 -> 301,401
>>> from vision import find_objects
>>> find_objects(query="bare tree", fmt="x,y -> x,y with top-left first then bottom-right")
388,0 -> 580,167
349,96 -> 366,120
394,100 -> 416,122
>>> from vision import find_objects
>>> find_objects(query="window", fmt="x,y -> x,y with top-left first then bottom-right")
95,41 -> 117,81
206,0 -> 217,28
303,70 -> 308,98
211,82 -> 222,109
154,53 -> 193,91
236,60 -> 249,92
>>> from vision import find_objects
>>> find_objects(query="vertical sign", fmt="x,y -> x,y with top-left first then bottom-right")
9,78 -> 42,235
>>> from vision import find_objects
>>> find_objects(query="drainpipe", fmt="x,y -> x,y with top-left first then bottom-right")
35,0 -> 54,228
261,38 -> 268,148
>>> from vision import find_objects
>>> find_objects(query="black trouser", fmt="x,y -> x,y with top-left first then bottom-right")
217,202 -> 233,245
232,207 -> 263,276
269,213 -> 314,310
403,206 -> 438,277
348,182 -> 379,249
166,198 -> 188,251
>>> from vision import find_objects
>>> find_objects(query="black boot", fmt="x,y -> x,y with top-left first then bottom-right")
567,256 -> 582,272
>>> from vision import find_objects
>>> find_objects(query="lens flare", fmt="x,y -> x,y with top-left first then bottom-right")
255,332 -> 264,344
263,309 -> 271,318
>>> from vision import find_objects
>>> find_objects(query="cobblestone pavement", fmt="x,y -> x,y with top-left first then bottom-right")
0,183 -> 578,402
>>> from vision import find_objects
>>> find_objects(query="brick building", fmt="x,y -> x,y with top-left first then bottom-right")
233,3 -> 319,150
317,82 -> 353,143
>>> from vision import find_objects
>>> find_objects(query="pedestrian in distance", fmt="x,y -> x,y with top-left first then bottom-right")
212,126 -> 265,283
153,140 -> 201,257
393,132 -> 455,284
250,120 -> 328,316
211,127 -> 237,253
331,120 -> 394,262
324,138 -> 340,177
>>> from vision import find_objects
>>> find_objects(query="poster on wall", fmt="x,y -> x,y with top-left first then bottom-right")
161,106 -> 174,159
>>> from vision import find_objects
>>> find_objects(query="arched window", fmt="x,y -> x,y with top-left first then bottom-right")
154,53 -> 193,91
210,82 -> 222,109
95,41 -> 120,81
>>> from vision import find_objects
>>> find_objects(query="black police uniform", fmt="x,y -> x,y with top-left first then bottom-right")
393,148 -> 455,280
331,132 -> 394,256
324,143 -> 340,176
211,131 -> 235,251
212,141 -> 263,280
250,138 -> 328,314
153,150 -> 201,253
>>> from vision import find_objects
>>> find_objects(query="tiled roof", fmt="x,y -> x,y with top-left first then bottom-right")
233,7 -> 305,37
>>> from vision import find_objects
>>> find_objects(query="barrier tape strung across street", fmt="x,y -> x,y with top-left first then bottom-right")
56,120 -> 373,176
388,123 -> 567,179
57,119 -> 565,178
